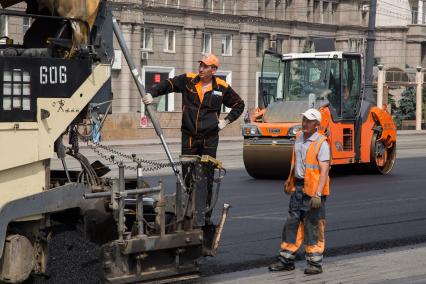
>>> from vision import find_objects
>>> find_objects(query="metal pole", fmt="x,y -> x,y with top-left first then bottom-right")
155,181 -> 165,236
377,64 -> 384,108
84,186 -> 161,199
112,18 -> 186,191
136,163 -> 145,235
364,0 -> 377,104
175,180 -> 183,231
416,66 -> 423,130
355,0 -> 377,162
118,162 -> 125,241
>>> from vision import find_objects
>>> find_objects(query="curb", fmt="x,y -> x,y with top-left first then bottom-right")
397,130 -> 426,136
80,137 -> 244,148
80,131 -> 425,148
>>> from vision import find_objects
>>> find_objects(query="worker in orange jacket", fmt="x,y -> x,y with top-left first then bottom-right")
143,54 -> 244,224
269,108 -> 330,275
142,54 -> 244,158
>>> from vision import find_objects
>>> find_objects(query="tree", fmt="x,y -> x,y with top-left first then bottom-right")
398,87 -> 416,120
394,87 -> 426,125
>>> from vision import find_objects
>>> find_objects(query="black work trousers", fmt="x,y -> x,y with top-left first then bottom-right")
181,132 -> 219,158
181,132 -> 219,223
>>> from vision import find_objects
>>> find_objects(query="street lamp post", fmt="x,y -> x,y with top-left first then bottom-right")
416,66 -> 423,130
377,64 -> 385,108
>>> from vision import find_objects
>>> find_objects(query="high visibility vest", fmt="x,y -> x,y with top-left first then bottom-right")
285,133 -> 330,197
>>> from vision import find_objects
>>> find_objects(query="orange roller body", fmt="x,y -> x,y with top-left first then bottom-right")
244,50 -> 397,179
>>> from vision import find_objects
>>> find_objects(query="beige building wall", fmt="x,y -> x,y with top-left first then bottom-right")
376,0 -> 412,27
375,28 -> 408,69
1,0 -> 424,139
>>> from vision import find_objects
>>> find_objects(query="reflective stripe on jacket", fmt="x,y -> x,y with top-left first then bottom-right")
151,73 -> 245,136
286,133 -> 330,197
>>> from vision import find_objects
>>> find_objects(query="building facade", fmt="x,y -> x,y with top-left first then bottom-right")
1,0 -> 424,139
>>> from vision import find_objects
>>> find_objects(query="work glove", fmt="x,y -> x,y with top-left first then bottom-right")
218,119 -> 230,130
309,195 -> 322,209
283,182 -> 292,195
143,93 -> 153,105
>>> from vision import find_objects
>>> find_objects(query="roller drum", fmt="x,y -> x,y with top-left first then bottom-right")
243,138 -> 294,179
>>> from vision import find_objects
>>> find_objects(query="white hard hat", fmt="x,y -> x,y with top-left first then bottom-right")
301,108 -> 322,123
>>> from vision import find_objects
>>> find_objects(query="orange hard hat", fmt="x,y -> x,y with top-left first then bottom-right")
198,54 -> 220,68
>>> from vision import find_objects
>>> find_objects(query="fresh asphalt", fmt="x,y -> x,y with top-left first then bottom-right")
144,156 -> 426,276
29,133 -> 426,283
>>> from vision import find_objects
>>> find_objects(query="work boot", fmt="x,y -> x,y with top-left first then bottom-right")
268,256 -> 295,272
304,264 -> 323,275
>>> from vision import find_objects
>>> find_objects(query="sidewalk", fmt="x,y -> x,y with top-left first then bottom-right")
89,129 -> 426,148
204,244 -> 426,284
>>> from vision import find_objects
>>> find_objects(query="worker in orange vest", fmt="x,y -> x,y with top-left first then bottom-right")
269,108 -> 330,275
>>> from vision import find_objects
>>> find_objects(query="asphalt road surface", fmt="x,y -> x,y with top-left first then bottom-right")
30,133 -> 426,283
199,156 -> 426,275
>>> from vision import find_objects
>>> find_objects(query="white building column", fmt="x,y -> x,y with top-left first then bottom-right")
418,0 -> 424,24
118,23 -> 133,113
239,33 -> 250,107
131,24 -> 142,113
377,64 -> 385,108
184,28 -> 194,72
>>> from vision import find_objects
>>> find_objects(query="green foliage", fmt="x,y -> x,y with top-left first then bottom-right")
393,87 -> 426,126
398,87 -> 416,120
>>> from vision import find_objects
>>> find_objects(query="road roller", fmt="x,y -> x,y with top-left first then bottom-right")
243,50 -> 397,179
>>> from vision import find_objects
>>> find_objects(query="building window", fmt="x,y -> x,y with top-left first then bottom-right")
276,38 -> 283,54
163,30 -> 175,52
165,0 -> 179,7
323,1 -> 329,23
258,0 -> 264,15
142,28 -> 153,51
23,17 -> 32,34
2,69 -> 31,111
215,71 -> 232,112
142,67 -> 175,113
203,0 -> 213,11
412,6 -> 419,24
0,15 -> 8,41
219,0 -> 226,13
313,0 -> 320,22
202,33 -> 212,54
221,34 -> 232,56
256,37 -> 265,57
332,3 -> 338,24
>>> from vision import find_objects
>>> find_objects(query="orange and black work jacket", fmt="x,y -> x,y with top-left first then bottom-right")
285,133 -> 330,197
151,73 -> 245,136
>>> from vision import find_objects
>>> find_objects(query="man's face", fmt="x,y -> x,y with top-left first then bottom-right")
198,62 -> 217,79
302,116 -> 319,135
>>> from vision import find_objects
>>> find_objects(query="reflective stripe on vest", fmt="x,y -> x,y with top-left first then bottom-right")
286,133 -> 330,197
305,164 -> 320,170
